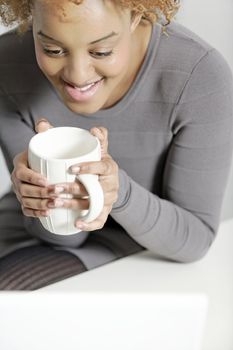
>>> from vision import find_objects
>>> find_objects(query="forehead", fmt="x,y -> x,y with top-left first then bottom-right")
32,0 -> 130,47
34,0 -> 125,23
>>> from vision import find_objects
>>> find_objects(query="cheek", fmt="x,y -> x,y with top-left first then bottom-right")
34,44 -> 60,77
102,46 -> 131,78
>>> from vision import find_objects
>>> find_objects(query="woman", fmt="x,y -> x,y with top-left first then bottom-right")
0,0 -> 232,289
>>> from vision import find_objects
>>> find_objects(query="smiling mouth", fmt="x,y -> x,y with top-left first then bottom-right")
63,77 -> 104,92
62,76 -> 105,102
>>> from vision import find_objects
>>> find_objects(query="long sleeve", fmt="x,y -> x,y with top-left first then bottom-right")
111,49 -> 233,262
0,89 -> 35,172
1,25 -> 233,259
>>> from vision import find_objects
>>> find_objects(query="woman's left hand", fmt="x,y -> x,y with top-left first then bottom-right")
49,127 -> 119,231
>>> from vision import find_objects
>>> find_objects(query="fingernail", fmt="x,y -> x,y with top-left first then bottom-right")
70,166 -> 80,174
47,199 -> 64,208
38,179 -> 48,186
54,186 -> 65,194
47,202 -> 54,208
37,118 -> 49,124
54,199 -> 64,207
41,210 -> 50,217
76,222 -> 86,230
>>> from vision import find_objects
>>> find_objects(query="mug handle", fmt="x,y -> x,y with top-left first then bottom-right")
76,174 -> 104,223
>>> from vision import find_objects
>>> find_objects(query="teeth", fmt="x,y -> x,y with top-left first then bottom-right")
75,82 -> 95,92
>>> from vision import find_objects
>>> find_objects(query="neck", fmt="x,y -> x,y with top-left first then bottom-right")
103,21 -> 153,109
126,20 -> 153,87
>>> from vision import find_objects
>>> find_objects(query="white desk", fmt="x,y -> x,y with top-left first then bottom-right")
43,219 -> 233,350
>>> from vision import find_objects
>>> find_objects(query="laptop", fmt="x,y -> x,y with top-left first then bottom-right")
0,292 -> 208,350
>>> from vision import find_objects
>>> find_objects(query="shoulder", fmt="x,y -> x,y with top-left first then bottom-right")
157,21 -> 213,72
159,23 -> 233,130
151,21 -> 233,103
0,28 -> 36,64
168,22 -> 232,102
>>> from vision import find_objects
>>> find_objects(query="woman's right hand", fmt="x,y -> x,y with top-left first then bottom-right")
11,119 -> 56,218
11,150 -> 53,217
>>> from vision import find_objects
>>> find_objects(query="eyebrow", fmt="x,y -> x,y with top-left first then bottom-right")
37,30 -> 119,45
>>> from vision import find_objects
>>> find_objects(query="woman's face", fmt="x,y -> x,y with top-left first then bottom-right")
32,0 -> 142,115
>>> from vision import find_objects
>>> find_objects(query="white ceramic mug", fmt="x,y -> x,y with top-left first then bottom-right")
28,127 -> 104,235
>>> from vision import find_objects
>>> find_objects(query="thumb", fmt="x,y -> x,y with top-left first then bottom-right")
90,127 -> 109,156
35,118 -> 53,133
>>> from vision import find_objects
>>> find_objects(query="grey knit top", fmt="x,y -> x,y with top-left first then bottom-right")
0,21 -> 232,262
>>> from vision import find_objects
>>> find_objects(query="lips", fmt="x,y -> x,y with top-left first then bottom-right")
63,77 -> 104,102
64,77 -> 103,90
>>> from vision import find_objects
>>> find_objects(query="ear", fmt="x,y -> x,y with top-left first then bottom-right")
130,11 -> 143,33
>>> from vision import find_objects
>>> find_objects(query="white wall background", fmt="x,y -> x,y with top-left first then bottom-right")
178,0 -> 233,69
0,0 -> 233,219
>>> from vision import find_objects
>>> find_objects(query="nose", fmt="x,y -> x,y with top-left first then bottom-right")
62,53 -> 95,86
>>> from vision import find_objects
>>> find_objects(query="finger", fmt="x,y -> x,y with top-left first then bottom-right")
22,207 -> 50,218
12,185 -> 24,205
75,206 -> 110,232
14,166 -> 49,187
11,173 -> 20,196
13,151 -> 32,181
90,127 -> 108,156
47,198 -> 89,210
13,149 -> 28,168
51,181 -> 88,197
13,151 -> 48,186
70,159 -> 117,176
19,183 -> 55,199
100,187 -> 119,206
35,118 -> 53,133
22,197 -> 54,210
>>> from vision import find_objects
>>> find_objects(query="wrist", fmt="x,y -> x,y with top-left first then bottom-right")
112,169 -> 130,211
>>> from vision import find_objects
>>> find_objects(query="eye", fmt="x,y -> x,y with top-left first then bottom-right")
42,47 -> 113,59
90,51 -> 113,59
42,48 -> 66,57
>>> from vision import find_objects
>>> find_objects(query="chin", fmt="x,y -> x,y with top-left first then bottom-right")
64,99 -> 103,116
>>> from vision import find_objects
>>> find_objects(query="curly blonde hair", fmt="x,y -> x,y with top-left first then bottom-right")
0,0 -> 180,34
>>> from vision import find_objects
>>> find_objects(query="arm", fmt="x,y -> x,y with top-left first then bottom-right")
110,49 -> 233,262
0,88 -> 35,171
